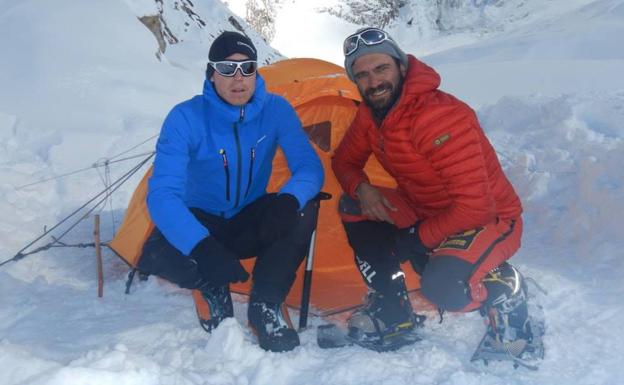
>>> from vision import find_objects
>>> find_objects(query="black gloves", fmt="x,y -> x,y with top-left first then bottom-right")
394,221 -> 430,274
190,236 -> 249,287
259,193 -> 300,243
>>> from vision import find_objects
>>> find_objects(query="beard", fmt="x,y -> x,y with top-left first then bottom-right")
361,77 -> 404,122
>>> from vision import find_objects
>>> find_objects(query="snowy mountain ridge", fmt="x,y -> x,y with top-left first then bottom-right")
123,0 -> 283,62
227,0 -> 600,62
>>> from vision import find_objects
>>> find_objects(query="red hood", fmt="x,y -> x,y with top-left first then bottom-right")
401,55 -> 441,98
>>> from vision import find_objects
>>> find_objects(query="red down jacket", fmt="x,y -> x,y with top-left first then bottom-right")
332,55 -> 522,248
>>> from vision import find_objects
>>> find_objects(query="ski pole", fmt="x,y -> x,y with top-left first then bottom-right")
299,191 -> 331,330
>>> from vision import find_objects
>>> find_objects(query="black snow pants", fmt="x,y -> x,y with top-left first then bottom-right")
138,193 -> 319,304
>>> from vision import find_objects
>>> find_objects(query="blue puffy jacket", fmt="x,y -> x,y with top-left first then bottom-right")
147,75 -> 324,255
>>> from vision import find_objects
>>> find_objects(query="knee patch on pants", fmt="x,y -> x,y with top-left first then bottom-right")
420,256 -> 473,312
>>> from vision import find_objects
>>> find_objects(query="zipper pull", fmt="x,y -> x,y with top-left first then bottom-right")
219,149 -> 228,166
244,147 -> 256,199
220,149 -> 231,201
239,106 -> 245,122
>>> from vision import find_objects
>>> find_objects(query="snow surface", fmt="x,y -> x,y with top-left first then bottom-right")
1,0 -> 623,384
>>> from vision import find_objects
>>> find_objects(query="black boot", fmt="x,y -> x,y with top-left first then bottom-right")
347,272 -> 423,350
197,284 -> 233,332
472,262 -> 545,367
248,299 -> 300,352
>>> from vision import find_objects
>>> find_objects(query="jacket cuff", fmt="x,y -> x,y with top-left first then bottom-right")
347,177 -> 368,198
418,222 -> 439,249
178,226 -> 210,256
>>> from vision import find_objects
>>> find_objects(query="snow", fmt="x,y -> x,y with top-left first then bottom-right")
1,0 -> 624,384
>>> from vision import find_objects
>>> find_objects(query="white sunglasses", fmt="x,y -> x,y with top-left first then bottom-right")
343,28 -> 393,56
209,60 -> 258,77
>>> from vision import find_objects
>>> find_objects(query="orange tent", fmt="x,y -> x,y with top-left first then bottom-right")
109,58 -> 423,317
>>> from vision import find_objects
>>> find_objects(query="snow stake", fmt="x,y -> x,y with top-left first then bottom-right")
94,214 -> 104,297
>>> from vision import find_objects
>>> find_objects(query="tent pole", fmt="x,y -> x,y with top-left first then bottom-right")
94,214 -> 104,298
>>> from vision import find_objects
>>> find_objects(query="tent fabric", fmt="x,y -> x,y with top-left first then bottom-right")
109,167 -> 153,267
109,58 -> 423,316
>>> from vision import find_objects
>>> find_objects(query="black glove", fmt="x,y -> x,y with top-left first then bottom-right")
395,221 -> 430,274
190,236 -> 249,287
259,193 -> 300,243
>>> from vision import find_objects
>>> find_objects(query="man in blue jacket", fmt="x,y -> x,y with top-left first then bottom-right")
139,31 -> 324,352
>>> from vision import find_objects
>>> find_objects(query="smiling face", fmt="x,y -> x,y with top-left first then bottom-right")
211,53 -> 256,106
351,53 -> 406,117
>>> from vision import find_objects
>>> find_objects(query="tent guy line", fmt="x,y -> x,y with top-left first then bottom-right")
0,153 -> 154,268
15,133 -> 158,190
15,151 -> 156,190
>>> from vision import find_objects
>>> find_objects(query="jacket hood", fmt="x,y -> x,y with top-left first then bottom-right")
401,55 -> 441,99
202,73 -> 268,122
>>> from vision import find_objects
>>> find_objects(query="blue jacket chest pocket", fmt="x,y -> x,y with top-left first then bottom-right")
190,144 -> 231,201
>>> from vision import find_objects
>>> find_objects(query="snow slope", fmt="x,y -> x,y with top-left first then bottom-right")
426,0 -> 624,107
1,0 -> 623,384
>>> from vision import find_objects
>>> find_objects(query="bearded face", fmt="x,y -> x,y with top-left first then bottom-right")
361,76 -> 403,119
352,53 -> 406,121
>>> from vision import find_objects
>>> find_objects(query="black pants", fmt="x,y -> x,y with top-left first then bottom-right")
343,220 -> 475,311
138,194 -> 319,304
343,220 -> 425,291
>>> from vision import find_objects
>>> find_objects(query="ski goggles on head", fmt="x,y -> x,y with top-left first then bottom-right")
343,28 -> 392,56
209,60 -> 258,77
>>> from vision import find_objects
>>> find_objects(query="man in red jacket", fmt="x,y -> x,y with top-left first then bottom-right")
332,27 -> 542,359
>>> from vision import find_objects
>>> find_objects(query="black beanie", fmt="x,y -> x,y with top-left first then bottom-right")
206,31 -> 257,79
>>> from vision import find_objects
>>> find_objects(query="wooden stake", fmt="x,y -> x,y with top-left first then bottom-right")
94,214 -> 104,298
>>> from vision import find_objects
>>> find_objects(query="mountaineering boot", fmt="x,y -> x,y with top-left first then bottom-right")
472,262 -> 545,369
347,272 -> 424,351
248,299 -> 300,352
193,284 -> 234,332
